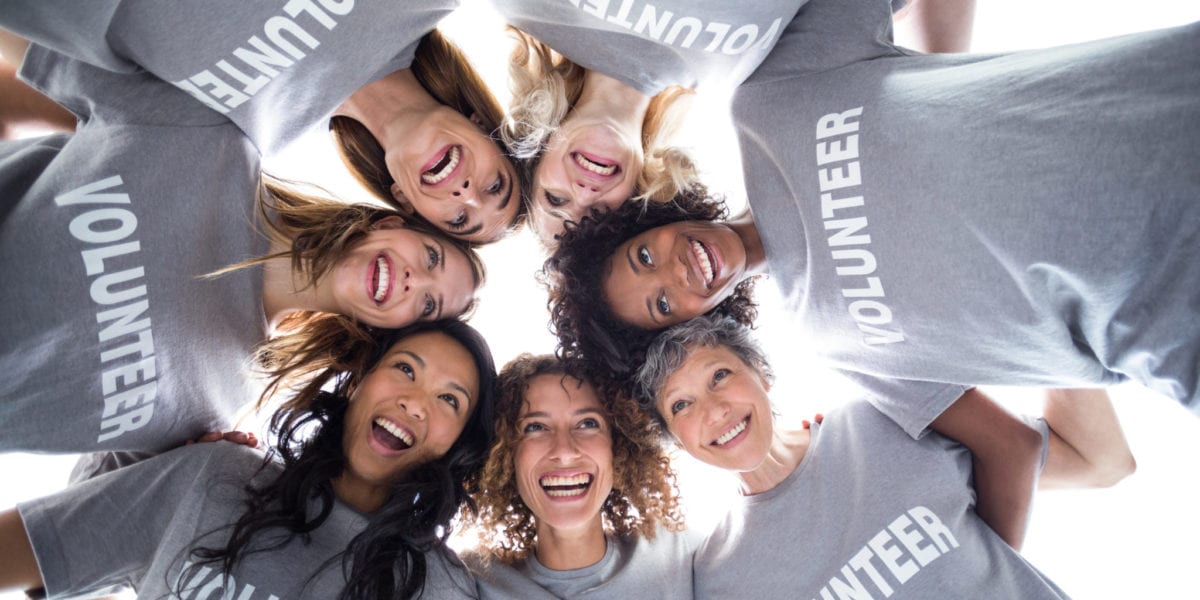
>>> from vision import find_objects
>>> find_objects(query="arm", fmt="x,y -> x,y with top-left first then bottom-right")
1039,388 -> 1136,489
0,26 -> 74,139
893,0 -> 977,53
929,388 -> 1042,549
0,508 -> 44,596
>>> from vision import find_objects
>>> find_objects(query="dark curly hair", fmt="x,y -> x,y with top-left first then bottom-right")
182,319 -> 497,600
543,184 -> 758,394
466,354 -> 683,564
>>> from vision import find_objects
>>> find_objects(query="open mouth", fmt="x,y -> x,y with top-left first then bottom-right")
421,145 -> 461,185
690,238 -> 716,288
572,151 -> 618,177
712,417 -> 749,447
370,253 -> 392,304
540,473 -> 594,499
372,417 -> 414,451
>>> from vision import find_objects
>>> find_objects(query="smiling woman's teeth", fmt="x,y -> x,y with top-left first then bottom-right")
422,146 -> 461,184
374,417 -> 414,447
691,240 -> 715,286
540,473 -> 593,497
714,417 -> 748,446
373,256 -> 389,302
572,152 -> 617,176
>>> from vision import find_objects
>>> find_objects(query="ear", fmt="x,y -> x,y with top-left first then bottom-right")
372,215 -> 408,230
468,111 -> 487,131
388,183 -> 416,215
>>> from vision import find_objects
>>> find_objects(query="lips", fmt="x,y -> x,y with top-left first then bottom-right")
690,238 -> 716,288
712,416 -> 749,447
539,472 -> 594,499
372,417 -> 415,451
572,151 -> 618,178
370,253 -> 393,305
421,145 -> 462,185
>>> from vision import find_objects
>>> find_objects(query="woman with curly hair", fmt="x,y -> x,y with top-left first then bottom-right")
3,2 -> 523,244
635,314 -> 1135,598
0,318 -> 498,600
464,354 -> 692,599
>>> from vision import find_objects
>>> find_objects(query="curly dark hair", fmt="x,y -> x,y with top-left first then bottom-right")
183,319 -> 497,600
466,354 -> 683,564
543,184 -> 758,394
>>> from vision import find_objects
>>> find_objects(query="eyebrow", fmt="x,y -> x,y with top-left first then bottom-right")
450,382 -> 474,409
456,221 -> 484,237
498,171 -> 514,211
436,240 -> 446,273
520,408 -> 606,420
435,293 -> 444,320
391,349 -> 425,368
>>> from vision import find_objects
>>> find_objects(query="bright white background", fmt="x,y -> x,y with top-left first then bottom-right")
3,0 -> 1199,598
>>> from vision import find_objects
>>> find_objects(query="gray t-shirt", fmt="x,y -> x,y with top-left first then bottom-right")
491,0 -> 808,94
465,527 -> 696,599
0,0 -> 458,154
19,442 -> 477,599
694,400 -> 1066,599
0,46 -> 266,454
735,0 -> 1200,434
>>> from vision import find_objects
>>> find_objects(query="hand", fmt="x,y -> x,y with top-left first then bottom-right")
801,413 -> 825,429
186,431 -> 259,448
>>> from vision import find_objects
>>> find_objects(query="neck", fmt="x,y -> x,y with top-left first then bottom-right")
336,69 -> 439,154
331,473 -> 387,514
260,237 -> 334,329
570,70 -> 651,138
533,515 -> 608,571
736,427 -> 810,495
730,209 -> 767,276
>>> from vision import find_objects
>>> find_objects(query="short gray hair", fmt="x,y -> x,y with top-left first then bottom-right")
635,314 -> 773,427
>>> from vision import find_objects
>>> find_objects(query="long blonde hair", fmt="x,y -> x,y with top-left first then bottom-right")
504,27 -> 699,202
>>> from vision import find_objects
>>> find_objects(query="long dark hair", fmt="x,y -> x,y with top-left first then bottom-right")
184,320 -> 497,600
543,185 -> 758,394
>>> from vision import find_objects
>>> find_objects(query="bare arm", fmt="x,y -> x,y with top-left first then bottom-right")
0,508 -> 44,596
0,26 -> 74,139
930,388 -> 1042,549
1040,388 -> 1136,489
893,0 -> 977,53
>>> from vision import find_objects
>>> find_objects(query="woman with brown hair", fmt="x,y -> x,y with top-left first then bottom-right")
2,1 -> 523,244
463,354 -> 693,599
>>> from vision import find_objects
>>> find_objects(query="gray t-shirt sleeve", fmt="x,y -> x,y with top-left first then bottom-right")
0,1 -> 133,72
836,370 -> 970,439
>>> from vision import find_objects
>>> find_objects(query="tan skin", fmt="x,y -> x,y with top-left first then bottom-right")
656,343 -> 1135,548
514,375 -> 614,570
260,216 -> 477,330
335,70 -> 521,244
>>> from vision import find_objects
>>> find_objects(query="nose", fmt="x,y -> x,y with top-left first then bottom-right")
701,395 -> 730,427
549,428 -> 582,462
673,250 -> 691,287
398,394 -> 427,421
450,180 -> 480,207
400,267 -> 432,294
573,180 -> 602,204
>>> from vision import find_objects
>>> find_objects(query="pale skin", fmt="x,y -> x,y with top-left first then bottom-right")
0,27 -> 74,140
657,343 -> 1136,549
0,331 -> 481,594
530,70 -> 650,246
893,0 -> 978,54
335,70 -> 520,244
514,375 -> 614,570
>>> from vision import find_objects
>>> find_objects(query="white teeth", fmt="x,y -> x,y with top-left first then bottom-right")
714,418 -> 748,446
691,240 -> 714,285
540,473 -> 593,497
373,256 -> 389,302
374,417 -> 414,447
421,146 -> 461,184
573,152 -> 616,176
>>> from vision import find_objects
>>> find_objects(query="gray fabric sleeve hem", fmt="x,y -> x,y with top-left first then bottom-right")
904,383 -> 972,440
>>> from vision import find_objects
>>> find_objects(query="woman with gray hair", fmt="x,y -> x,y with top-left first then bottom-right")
635,314 -> 1135,598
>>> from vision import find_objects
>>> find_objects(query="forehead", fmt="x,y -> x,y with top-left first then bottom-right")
521,374 -> 601,415
662,343 -> 740,386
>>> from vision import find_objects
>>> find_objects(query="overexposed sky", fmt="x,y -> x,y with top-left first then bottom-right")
3,1 -> 1199,598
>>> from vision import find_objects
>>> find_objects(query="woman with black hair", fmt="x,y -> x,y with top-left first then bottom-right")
0,319 -> 496,600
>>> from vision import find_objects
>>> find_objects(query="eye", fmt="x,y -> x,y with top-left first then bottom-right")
425,244 -> 440,270
487,174 -> 504,195
439,393 -> 460,410
656,293 -> 671,316
522,421 -> 546,435
421,294 -> 436,318
637,245 -> 653,267
545,191 -> 568,207
448,212 -> 468,231
712,368 -> 731,385
394,362 -> 415,380
669,399 -> 691,415
577,417 -> 601,429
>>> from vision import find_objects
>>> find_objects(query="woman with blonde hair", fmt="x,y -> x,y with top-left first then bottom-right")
464,354 -> 693,598
2,1 -> 523,244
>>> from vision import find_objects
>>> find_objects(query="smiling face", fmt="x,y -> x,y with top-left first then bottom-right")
386,107 -> 521,244
337,330 -> 481,512
602,220 -> 749,330
325,217 -> 477,328
529,117 -> 643,245
656,343 -> 774,473
513,374 -> 614,536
